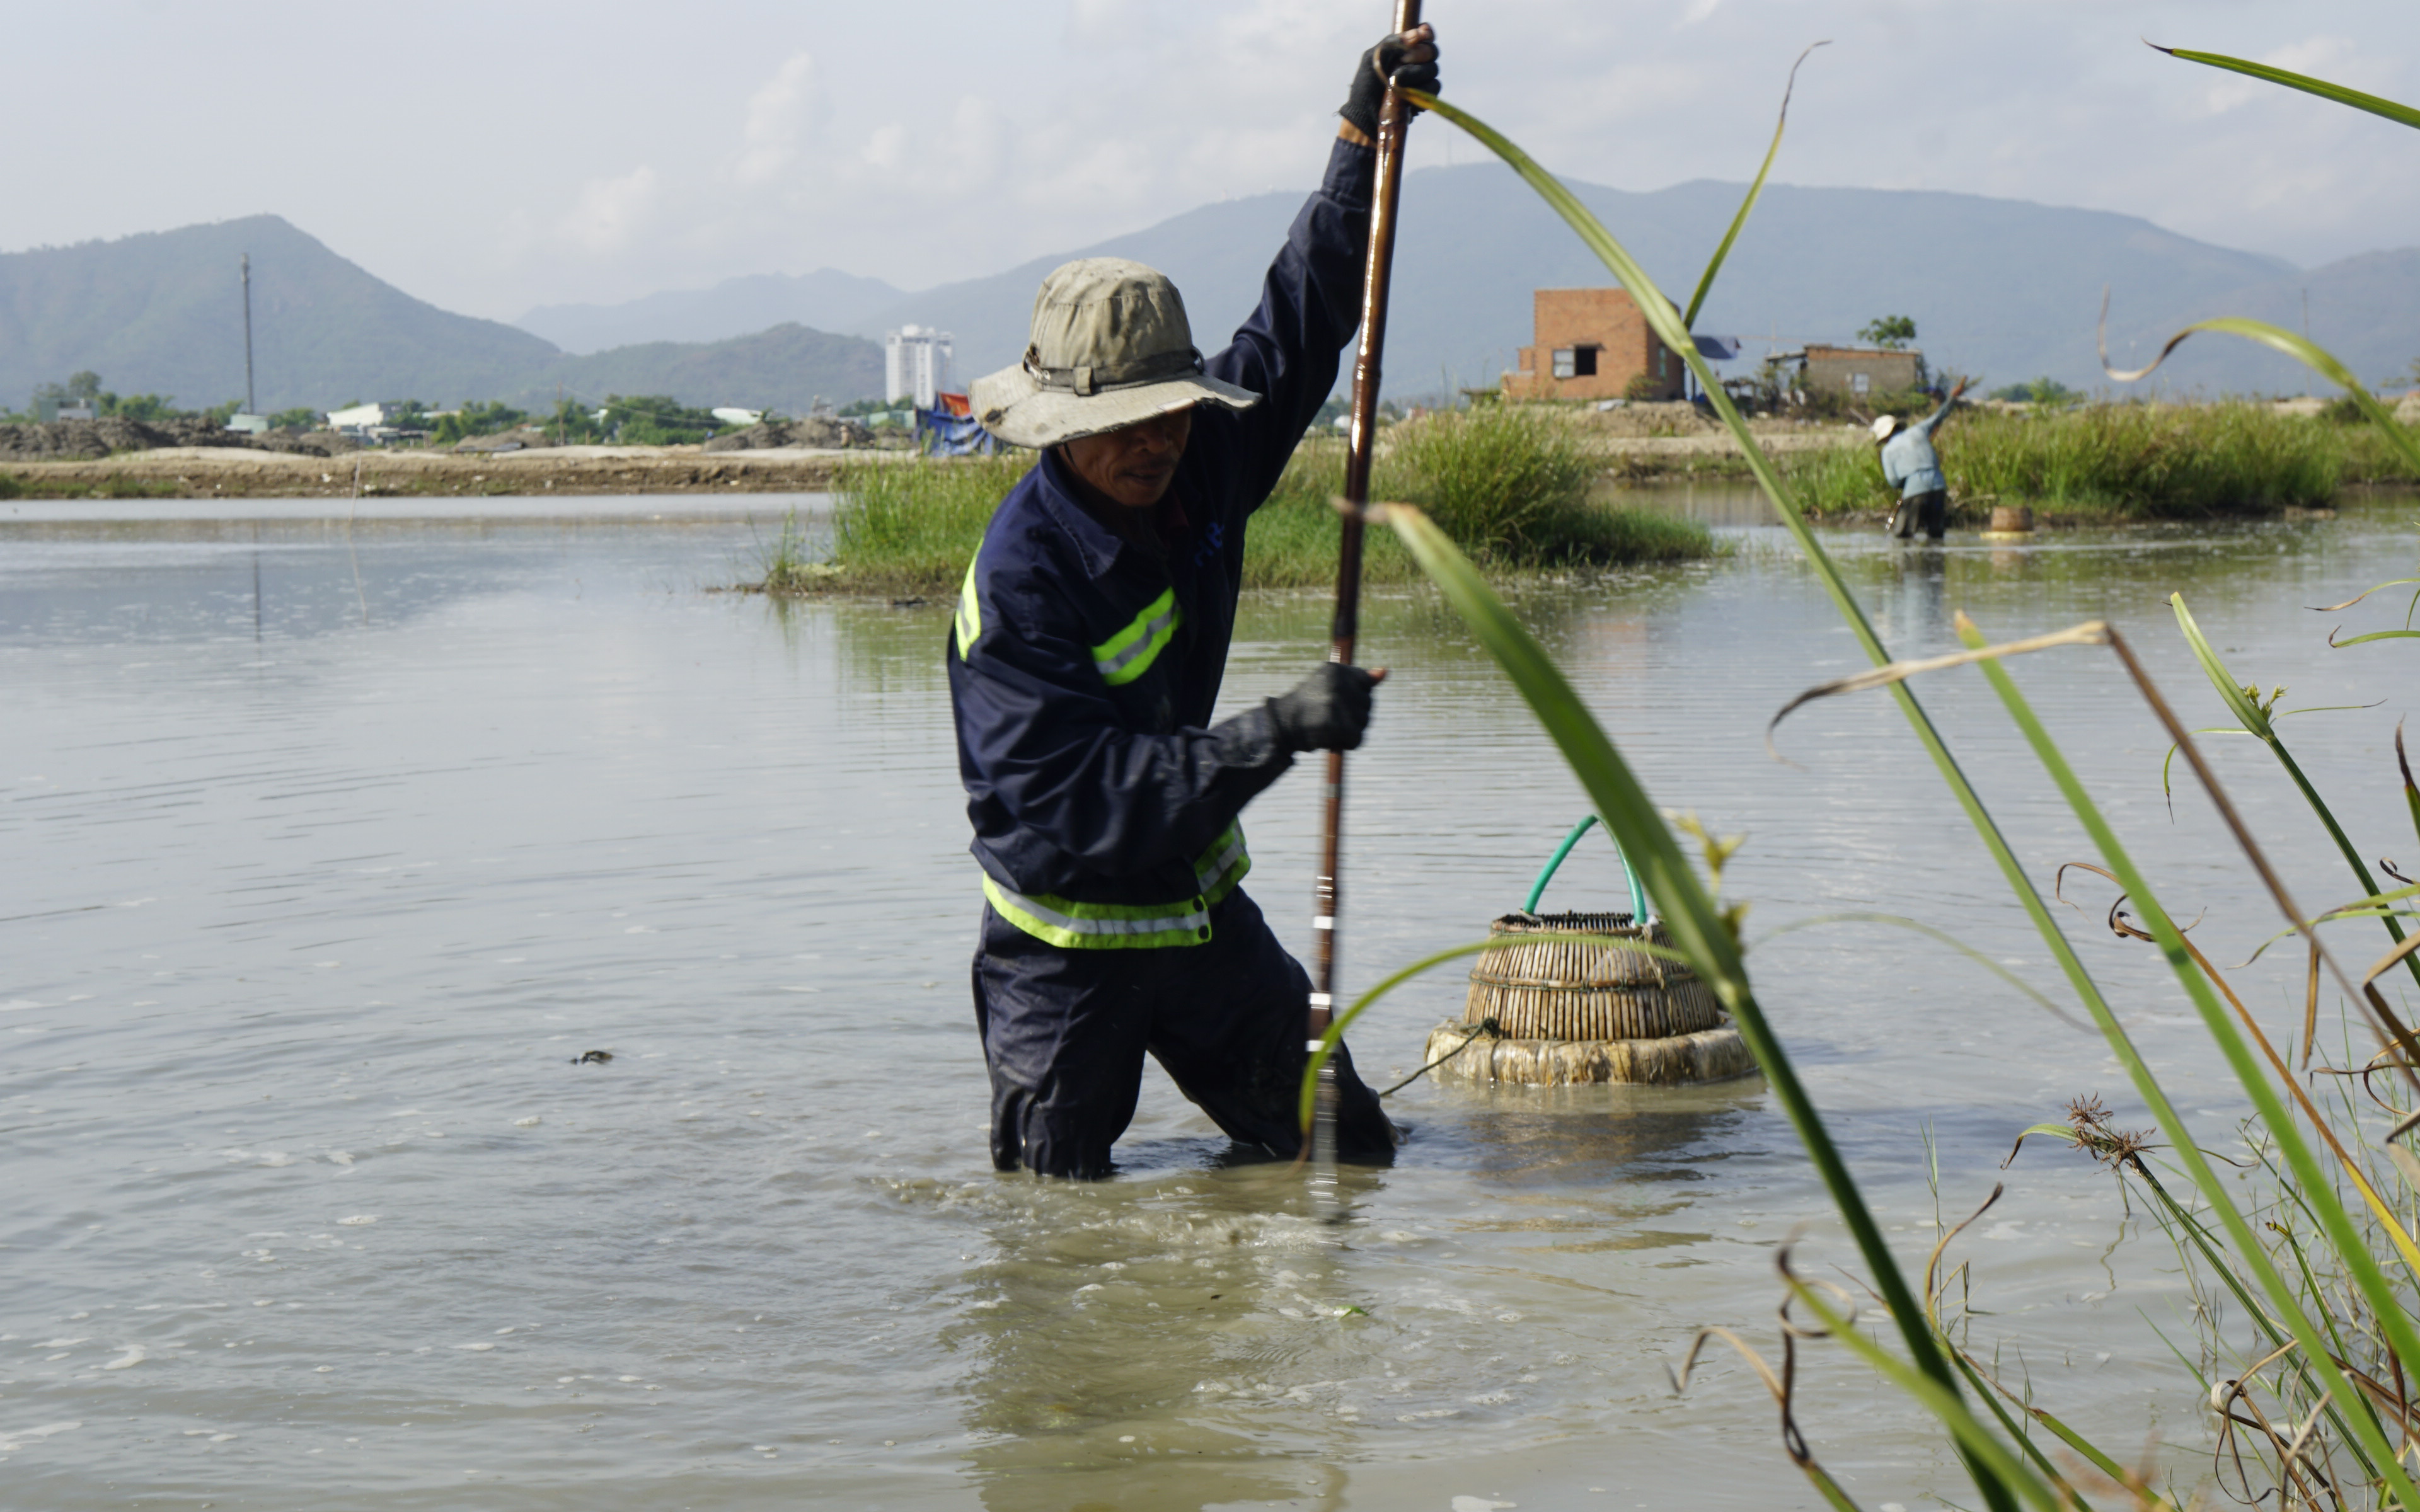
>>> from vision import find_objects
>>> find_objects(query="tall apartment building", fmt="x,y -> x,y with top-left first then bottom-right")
885,326 -> 954,409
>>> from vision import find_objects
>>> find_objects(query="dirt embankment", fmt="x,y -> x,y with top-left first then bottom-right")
3,408 -> 1869,500
1561,401 -> 1867,457
0,416 -> 366,462
1,444 -> 891,498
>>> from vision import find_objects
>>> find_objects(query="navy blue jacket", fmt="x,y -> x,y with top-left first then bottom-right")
948,137 -> 1374,942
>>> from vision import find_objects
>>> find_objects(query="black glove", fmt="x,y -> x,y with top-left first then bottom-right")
1340,25 -> 1440,140
1267,663 -> 1380,753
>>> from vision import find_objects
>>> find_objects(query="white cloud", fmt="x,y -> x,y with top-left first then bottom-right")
560,166 -> 660,255
737,52 -> 821,186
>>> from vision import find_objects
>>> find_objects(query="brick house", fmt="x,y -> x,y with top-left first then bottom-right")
1785,344 -> 1924,398
1502,288 -> 1688,401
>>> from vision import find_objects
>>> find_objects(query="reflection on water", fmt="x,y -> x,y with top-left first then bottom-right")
1,496 -> 2411,1508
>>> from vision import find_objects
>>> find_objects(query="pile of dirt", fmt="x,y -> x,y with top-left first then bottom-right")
703,415 -> 879,452
254,429 -> 361,456
0,415 -> 262,460
452,428 -> 557,454
0,417 -> 371,461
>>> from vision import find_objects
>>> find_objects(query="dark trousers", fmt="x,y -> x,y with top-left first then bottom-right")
971,886 -> 1397,1178
1891,488 -> 1949,540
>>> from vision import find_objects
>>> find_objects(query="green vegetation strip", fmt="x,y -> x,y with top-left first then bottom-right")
768,411 -> 1714,595
1780,400 -> 2415,522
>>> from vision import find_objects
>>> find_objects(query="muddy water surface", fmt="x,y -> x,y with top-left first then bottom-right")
3,493 -> 2412,1509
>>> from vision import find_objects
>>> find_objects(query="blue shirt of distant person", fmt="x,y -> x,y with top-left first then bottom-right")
1873,377 -> 1969,540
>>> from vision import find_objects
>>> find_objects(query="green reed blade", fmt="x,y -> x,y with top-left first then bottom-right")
1757,912 -> 2080,1026
2402,724 -> 2420,852
1681,41 -> 1828,330
2151,44 -> 2420,132
2172,593 -> 2417,985
2000,1393 -> 2133,1492
1351,497 -> 2012,1512
2329,628 -> 2420,645
1407,90 -> 2143,1099
1958,614 -> 2420,1509
1787,1283 -> 2070,1512
1947,1349 -> 2098,1512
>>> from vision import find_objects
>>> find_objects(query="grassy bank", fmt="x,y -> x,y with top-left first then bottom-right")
776,406 -> 1714,594
1780,399 -> 2406,522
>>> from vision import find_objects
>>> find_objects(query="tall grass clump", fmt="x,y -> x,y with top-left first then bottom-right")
1244,438 -> 1420,588
1785,401 -> 2346,522
1381,403 -> 1714,565
818,454 -> 1035,593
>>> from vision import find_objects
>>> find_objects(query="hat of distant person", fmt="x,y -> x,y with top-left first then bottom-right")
972,258 -> 1259,449
1870,415 -> 1900,442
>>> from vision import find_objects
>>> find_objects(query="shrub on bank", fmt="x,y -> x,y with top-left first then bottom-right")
1782,400 -> 2355,521
819,454 -> 1037,593
1375,405 -> 1712,565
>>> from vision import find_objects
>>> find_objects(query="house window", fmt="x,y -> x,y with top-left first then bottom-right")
1654,348 -> 1666,380
1852,373 -> 1872,395
1552,348 -> 1576,379
1572,345 -> 1598,377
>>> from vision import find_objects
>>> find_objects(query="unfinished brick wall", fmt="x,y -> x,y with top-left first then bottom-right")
1502,288 -> 1686,401
1800,345 -> 1923,396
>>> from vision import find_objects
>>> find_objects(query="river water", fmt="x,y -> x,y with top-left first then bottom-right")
3,490 -> 2411,1510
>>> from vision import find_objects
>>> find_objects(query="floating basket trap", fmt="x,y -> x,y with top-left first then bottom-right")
1423,817 -> 1756,1087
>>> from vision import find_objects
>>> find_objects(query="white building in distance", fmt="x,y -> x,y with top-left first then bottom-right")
886,326 -> 953,409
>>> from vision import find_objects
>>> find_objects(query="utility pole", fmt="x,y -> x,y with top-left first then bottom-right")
242,254 -> 256,415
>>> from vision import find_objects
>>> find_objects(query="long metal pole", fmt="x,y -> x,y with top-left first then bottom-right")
1311,0 -> 1420,1171
241,254 -> 256,416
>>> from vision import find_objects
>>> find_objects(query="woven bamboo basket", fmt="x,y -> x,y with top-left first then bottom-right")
1424,908 -> 1755,1087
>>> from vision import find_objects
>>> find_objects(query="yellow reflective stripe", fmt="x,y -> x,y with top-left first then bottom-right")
1092,588 -> 1180,687
982,874 -> 1209,950
954,557 -> 983,659
1194,822 -> 1251,903
980,828 -> 1252,951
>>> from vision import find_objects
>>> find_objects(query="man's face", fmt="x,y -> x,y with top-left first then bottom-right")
1059,406 -> 1194,508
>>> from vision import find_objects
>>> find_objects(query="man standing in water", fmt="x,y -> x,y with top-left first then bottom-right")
945,26 -> 1440,1179
1872,376 -> 1971,540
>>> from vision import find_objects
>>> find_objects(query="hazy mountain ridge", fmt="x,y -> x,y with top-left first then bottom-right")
9,181 -> 2414,421
0,216 -> 884,415
517,268 -> 905,354
833,168 -> 2379,396
0,215 -> 556,413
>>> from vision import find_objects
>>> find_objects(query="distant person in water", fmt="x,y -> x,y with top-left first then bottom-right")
1871,377 -> 1970,540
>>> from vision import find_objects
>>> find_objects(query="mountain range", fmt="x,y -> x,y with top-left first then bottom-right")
0,215 -> 880,416
5,176 -> 2413,418
560,170 -> 2402,398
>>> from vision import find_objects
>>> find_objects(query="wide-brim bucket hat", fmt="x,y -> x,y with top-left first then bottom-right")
1870,415 -> 1901,442
972,258 -> 1259,449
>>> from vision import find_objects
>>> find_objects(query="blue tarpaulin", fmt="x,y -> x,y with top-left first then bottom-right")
917,405 -> 997,456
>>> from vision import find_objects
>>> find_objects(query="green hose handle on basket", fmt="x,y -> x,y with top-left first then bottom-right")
1522,815 -> 1652,925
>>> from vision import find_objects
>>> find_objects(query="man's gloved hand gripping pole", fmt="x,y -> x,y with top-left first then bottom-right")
1269,663 -> 1386,754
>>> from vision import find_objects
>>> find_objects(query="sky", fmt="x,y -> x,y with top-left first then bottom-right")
6,1 -> 2416,324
